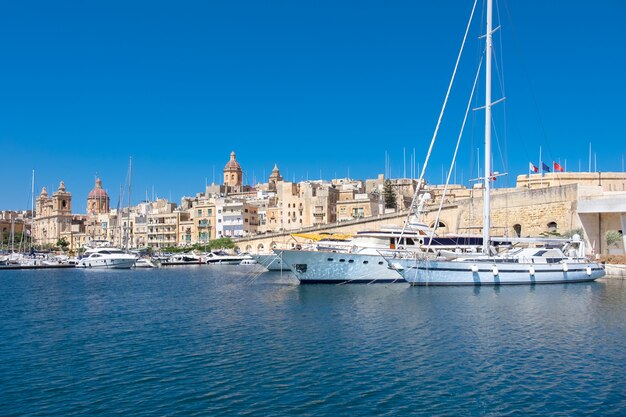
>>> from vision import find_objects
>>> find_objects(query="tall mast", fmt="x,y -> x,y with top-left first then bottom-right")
31,169 -> 35,249
482,0 -> 493,254
126,156 -> 132,250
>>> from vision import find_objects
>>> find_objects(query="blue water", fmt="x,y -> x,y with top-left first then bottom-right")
1,267 -> 625,416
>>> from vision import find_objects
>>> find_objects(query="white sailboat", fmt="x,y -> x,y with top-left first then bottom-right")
387,0 -> 605,285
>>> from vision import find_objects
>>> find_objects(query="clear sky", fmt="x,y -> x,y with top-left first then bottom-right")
1,0 -> 625,212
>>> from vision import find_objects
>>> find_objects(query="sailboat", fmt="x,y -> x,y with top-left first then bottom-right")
386,0 -> 605,285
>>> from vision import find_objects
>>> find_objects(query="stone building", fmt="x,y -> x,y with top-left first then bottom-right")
190,199 -> 217,244
215,198 -> 259,238
32,181 -> 73,246
276,180 -> 338,231
146,199 -> 179,249
0,211 -> 30,248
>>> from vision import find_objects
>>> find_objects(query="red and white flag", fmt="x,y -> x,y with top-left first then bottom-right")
529,162 -> 539,173
553,162 -> 564,172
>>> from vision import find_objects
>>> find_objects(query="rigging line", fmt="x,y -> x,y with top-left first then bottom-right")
494,0 -> 510,188
491,116 -> 508,178
501,0 -> 559,182
400,0 -> 479,239
427,55 -> 484,255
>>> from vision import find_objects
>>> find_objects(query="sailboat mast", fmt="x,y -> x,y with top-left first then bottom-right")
31,169 -> 35,250
126,156 -> 132,251
482,0 -> 493,254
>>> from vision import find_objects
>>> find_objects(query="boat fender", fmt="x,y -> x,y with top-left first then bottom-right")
528,266 -> 535,275
586,266 -> 592,276
471,264 -> 479,273
492,266 -> 499,276
562,263 -> 569,272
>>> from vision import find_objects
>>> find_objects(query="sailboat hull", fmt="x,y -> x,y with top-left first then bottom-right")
391,259 -> 605,285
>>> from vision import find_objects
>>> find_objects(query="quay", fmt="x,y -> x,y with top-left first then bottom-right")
0,264 -> 76,270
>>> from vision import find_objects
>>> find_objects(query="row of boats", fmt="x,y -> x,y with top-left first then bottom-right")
251,221 -> 606,285
0,246 -> 256,269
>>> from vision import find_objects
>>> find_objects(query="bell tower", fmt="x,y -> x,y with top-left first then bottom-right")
223,151 -> 243,191
52,181 -> 72,215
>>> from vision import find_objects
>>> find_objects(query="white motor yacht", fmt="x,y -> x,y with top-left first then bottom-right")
204,250 -> 248,265
77,247 -> 137,269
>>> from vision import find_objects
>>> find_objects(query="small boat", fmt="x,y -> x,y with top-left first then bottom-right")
158,253 -> 204,266
239,257 -> 257,265
134,257 -> 157,268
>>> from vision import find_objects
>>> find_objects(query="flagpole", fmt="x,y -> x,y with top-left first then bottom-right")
539,145 -> 543,188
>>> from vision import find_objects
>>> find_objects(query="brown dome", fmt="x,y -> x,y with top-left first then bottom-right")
88,178 -> 109,198
224,151 -> 242,171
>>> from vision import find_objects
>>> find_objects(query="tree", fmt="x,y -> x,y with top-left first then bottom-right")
382,180 -> 397,210
606,230 -> 623,253
56,237 -> 70,252
562,228 -> 585,240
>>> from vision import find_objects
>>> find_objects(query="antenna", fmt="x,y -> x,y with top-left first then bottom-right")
403,147 -> 406,178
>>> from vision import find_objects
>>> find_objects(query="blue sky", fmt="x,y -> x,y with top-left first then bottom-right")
1,0 -> 625,211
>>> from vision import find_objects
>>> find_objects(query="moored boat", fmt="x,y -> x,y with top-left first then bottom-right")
76,247 -> 137,269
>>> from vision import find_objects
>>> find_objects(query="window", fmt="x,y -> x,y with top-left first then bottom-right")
547,222 -> 557,233
198,209 -> 202,216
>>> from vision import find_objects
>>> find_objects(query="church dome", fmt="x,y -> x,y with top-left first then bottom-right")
224,151 -> 242,171
88,178 -> 109,198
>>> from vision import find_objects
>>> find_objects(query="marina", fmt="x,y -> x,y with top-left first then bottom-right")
1,0 -> 625,415
1,267 -> 625,415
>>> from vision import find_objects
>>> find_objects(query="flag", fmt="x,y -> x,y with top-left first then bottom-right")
529,162 -> 539,173
553,162 -> 564,172
542,162 -> 550,172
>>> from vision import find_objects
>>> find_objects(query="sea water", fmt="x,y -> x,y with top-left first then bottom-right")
1,266 -> 625,416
